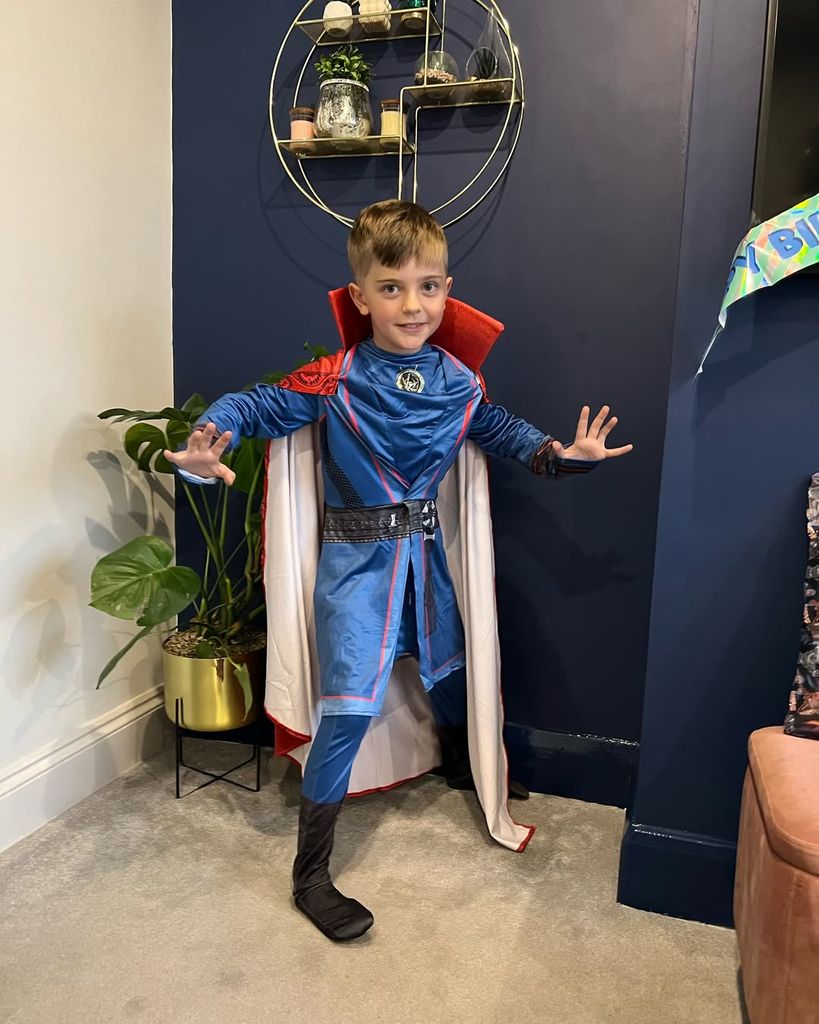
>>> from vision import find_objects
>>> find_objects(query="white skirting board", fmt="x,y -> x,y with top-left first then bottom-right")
0,688 -> 170,854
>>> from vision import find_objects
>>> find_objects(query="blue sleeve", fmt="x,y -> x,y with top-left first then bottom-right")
193,384 -> 321,452
467,399 -> 601,476
467,400 -> 548,467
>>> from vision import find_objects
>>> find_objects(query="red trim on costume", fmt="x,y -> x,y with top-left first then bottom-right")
277,349 -> 345,395
264,707 -> 312,757
338,350 -> 362,434
336,348 -> 398,502
516,825 -> 537,852
321,539 -> 404,704
347,769 -> 431,798
421,535 -> 433,667
432,649 -> 465,676
259,439 -> 271,577
427,397 -> 475,495
280,749 -> 432,799
371,457 -> 397,503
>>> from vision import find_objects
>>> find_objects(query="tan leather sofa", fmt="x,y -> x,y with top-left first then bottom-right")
734,726 -> 819,1023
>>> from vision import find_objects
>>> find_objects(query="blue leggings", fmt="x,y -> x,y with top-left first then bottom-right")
301,666 -> 467,805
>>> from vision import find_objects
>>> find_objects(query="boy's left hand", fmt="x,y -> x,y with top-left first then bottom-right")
553,406 -> 633,462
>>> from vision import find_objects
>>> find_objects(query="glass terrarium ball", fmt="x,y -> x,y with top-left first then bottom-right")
414,50 -> 459,87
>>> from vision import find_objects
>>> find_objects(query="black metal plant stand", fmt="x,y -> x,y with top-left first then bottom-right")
174,696 -> 262,798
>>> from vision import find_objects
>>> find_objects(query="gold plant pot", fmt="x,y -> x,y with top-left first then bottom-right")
163,645 -> 266,732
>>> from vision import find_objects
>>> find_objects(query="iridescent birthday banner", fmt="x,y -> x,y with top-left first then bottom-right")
697,192 -> 819,374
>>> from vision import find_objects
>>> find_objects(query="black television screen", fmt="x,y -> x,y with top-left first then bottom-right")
753,0 -> 819,223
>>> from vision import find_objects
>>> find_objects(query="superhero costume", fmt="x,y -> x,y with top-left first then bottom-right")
181,290 -> 598,940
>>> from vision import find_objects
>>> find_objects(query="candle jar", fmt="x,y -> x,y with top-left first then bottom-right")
359,0 -> 391,34
289,107 -> 316,154
322,1 -> 353,37
379,99 -> 407,147
399,0 -> 433,33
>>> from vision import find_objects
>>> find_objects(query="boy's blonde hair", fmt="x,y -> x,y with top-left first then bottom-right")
348,200 -> 448,281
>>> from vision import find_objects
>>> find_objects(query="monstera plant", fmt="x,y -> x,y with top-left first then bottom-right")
90,346 -> 327,715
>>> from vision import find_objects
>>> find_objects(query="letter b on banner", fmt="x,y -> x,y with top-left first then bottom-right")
769,229 -> 804,259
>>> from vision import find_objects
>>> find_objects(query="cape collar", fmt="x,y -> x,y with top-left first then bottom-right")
327,287 -> 504,372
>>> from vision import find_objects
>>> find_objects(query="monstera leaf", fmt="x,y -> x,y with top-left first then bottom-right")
123,422 -> 189,474
90,536 -> 200,626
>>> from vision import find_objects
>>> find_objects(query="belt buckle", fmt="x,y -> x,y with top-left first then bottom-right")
420,499 -> 437,542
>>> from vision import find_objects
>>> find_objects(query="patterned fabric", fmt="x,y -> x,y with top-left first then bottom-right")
278,350 -> 344,396
785,474 -> 819,738
322,499 -> 438,543
319,418 -> 363,509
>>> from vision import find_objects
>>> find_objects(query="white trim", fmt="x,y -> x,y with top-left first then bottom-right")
0,688 -> 169,853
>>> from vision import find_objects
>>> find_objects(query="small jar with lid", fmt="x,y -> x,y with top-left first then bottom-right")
289,107 -> 316,154
379,99 -> 407,146
399,0 -> 434,33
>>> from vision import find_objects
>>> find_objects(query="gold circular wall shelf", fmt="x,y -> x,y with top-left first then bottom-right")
268,0 -> 525,229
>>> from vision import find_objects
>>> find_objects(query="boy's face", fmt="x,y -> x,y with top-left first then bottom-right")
348,257 -> 452,355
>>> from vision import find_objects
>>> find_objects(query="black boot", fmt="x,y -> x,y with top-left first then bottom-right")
292,795 -> 374,942
436,724 -> 530,800
437,724 -> 474,789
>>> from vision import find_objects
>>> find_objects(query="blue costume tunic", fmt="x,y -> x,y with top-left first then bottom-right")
189,339 -> 553,717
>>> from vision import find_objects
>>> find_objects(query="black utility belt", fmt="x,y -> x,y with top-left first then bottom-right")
322,499 -> 439,544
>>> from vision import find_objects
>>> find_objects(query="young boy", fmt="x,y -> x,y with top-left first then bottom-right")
165,200 -> 632,943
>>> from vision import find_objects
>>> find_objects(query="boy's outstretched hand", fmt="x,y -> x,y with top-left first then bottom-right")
163,422 -> 237,486
552,406 -> 633,462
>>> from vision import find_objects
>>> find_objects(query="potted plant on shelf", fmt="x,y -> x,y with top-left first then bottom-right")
314,43 -> 374,143
89,348 -> 327,732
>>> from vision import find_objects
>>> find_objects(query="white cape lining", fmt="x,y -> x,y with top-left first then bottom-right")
262,425 -> 534,852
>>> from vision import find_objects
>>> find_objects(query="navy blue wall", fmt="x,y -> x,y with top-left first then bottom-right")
618,0 -> 819,926
173,0 -> 693,769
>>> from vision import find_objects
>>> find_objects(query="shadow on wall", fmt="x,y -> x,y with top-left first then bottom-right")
693,291 -> 819,429
0,415 -> 173,751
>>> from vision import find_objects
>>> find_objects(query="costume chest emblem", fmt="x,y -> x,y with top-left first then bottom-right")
395,369 -> 425,394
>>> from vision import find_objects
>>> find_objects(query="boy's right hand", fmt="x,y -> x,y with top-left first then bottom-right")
163,422 -> 236,486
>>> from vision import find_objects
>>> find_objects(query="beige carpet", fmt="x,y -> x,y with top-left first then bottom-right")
0,734 -> 746,1024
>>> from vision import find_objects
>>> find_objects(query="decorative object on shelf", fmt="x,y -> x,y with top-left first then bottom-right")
289,106 -> 316,154
315,44 -> 374,138
322,1 -> 354,37
414,49 -> 459,98
466,7 -> 512,100
359,0 -> 392,34
399,0 -> 434,32
379,98 -> 407,146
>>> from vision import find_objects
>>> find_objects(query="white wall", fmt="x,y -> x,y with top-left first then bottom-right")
0,1 -> 173,850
